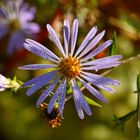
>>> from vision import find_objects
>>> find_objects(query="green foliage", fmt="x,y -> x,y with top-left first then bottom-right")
137,73 -> 140,92
120,12 -> 140,31
109,31 -> 118,55
84,95 -> 102,107
114,110 -> 137,130
137,73 -> 140,140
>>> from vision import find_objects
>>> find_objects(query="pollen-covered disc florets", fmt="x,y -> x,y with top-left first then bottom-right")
39,103 -> 62,128
59,55 -> 80,79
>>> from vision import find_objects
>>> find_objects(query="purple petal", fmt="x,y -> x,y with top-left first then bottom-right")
26,75 -> 54,96
24,43 -> 57,63
0,87 -> 5,91
79,93 -> 92,116
59,79 -> 66,116
81,74 -> 115,93
15,32 -> 25,50
0,83 -> 9,88
73,79 -> 92,116
26,82 -> 47,96
72,80 -> 84,119
0,8 -> 7,17
63,19 -> 70,56
75,26 -> 98,57
7,32 -> 24,55
36,77 -> 61,106
81,55 -> 122,66
48,79 -> 66,114
25,39 -> 60,60
77,30 -> 105,59
81,62 -> 121,71
46,24 -> 65,57
21,70 -> 57,87
81,40 -> 113,61
47,86 -> 61,114
70,19 -> 78,56
81,71 -> 120,86
78,77 -> 107,102
24,43 -> 58,63
23,23 -> 40,34
18,64 -> 57,70
16,0 -> 23,8
0,24 -> 8,39
19,8 -> 36,22
19,12 -> 34,22
0,74 -> 6,81
0,79 -> 9,88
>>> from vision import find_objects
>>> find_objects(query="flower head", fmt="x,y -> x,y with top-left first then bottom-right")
39,103 -> 62,128
0,0 -> 40,55
0,74 -> 10,91
19,19 -> 122,119
0,74 -> 21,91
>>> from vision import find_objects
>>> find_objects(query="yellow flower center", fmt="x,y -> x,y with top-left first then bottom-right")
59,55 -> 81,79
8,18 -> 21,31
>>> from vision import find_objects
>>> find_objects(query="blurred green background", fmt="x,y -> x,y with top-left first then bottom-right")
0,0 -> 140,140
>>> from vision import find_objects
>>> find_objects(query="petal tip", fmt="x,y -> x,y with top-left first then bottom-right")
79,114 -> 84,119
47,108 -> 52,114
18,66 -> 22,69
46,24 -> 51,30
26,92 -> 31,96
94,25 -> 98,31
25,38 -> 32,43
36,101 -> 40,107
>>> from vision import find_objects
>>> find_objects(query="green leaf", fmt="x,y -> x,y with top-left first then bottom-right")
84,96 -> 102,107
109,31 -> 117,55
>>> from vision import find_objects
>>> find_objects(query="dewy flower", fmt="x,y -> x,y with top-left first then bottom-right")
0,74 -> 21,91
19,19 -> 122,119
0,0 -> 40,55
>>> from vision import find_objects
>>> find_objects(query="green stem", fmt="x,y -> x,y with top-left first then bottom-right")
137,90 -> 140,139
137,74 -> 140,140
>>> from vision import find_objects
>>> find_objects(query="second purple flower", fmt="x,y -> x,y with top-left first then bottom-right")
0,0 -> 40,55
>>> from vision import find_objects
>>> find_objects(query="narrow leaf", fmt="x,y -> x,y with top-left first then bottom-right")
109,31 -> 117,55
84,95 -> 102,107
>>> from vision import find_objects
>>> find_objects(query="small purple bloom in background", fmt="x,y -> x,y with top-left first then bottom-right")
0,74 -> 21,91
0,74 -> 11,91
0,0 -> 40,55
19,18 -> 122,119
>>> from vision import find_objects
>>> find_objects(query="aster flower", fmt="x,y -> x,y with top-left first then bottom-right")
0,74 -> 21,91
0,0 -> 40,55
19,19 -> 122,119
